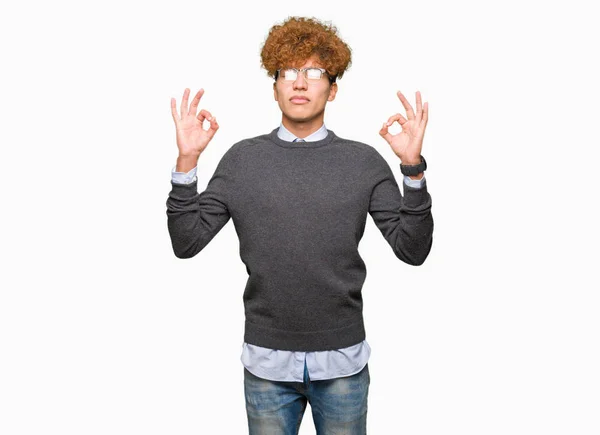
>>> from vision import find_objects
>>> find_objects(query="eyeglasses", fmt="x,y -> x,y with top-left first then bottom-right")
276,67 -> 330,82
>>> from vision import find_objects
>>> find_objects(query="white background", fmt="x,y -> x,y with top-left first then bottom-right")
1,0 -> 599,434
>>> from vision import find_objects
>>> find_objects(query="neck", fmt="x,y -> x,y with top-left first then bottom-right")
281,115 -> 325,139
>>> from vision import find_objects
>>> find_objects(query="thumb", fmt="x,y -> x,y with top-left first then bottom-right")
379,122 -> 393,143
206,116 -> 219,140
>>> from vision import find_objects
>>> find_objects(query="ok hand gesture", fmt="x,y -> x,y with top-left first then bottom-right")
170,88 -> 219,157
379,91 -> 429,164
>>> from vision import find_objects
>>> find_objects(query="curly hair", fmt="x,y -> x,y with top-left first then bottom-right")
260,16 -> 352,83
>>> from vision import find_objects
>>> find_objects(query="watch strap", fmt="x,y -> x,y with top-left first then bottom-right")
400,155 -> 427,176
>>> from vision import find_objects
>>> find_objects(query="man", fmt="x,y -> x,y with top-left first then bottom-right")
166,16 -> 433,435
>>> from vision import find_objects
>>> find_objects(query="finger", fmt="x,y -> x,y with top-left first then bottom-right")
180,88 -> 190,119
189,88 -> 204,116
385,113 -> 408,127
197,109 -> 213,124
415,91 -> 423,121
170,97 -> 180,123
397,91 -> 415,120
420,102 -> 429,128
379,122 -> 393,144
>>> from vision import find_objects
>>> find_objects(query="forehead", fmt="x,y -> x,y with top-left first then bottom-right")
289,55 -> 323,69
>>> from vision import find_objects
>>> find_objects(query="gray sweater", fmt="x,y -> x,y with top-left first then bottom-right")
166,127 -> 434,351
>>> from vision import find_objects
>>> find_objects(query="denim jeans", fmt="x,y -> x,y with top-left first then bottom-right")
244,359 -> 370,434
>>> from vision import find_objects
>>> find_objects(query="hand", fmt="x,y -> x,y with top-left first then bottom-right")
379,90 -> 429,164
170,88 -> 219,157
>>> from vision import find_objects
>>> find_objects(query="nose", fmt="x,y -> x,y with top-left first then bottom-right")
293,71 -> 308,90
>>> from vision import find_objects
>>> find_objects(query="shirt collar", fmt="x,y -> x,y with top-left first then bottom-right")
277,122 -> 328,142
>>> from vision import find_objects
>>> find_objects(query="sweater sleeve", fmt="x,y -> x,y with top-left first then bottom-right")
165,149 -> 236,259
368,152 -> 434,266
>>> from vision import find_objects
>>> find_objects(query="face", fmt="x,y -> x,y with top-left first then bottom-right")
273,55 -> 338,132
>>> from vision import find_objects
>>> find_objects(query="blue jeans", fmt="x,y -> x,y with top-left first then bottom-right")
244,359 -> 370,434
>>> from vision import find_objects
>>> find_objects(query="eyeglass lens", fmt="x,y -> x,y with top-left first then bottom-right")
282,68 -> 323,81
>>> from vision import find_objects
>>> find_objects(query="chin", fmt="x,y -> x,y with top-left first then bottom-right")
285,109 -> 323,120
285,115 -> 316,123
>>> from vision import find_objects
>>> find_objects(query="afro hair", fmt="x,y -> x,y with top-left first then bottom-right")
260,16 -> 352,83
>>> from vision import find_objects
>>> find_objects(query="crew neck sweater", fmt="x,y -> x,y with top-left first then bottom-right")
172,123 -> 375,382
166,127 -> 434,352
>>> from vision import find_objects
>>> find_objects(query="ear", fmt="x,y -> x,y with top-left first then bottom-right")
273,82 -> 278,101
327,82 -> 338,102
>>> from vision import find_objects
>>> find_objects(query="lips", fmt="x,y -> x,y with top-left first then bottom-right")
290,96 -> 309,103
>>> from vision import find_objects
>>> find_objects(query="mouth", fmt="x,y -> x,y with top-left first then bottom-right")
290,97 -> 310,104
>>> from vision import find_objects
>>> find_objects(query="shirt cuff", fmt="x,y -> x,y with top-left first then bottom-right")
171,165 -> 198,184
403,174 -> 425,189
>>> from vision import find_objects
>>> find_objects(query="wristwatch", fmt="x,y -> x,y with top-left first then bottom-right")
400,155 -> 427,176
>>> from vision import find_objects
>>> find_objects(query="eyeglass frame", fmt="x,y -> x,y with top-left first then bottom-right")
274,67 -> 337,84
